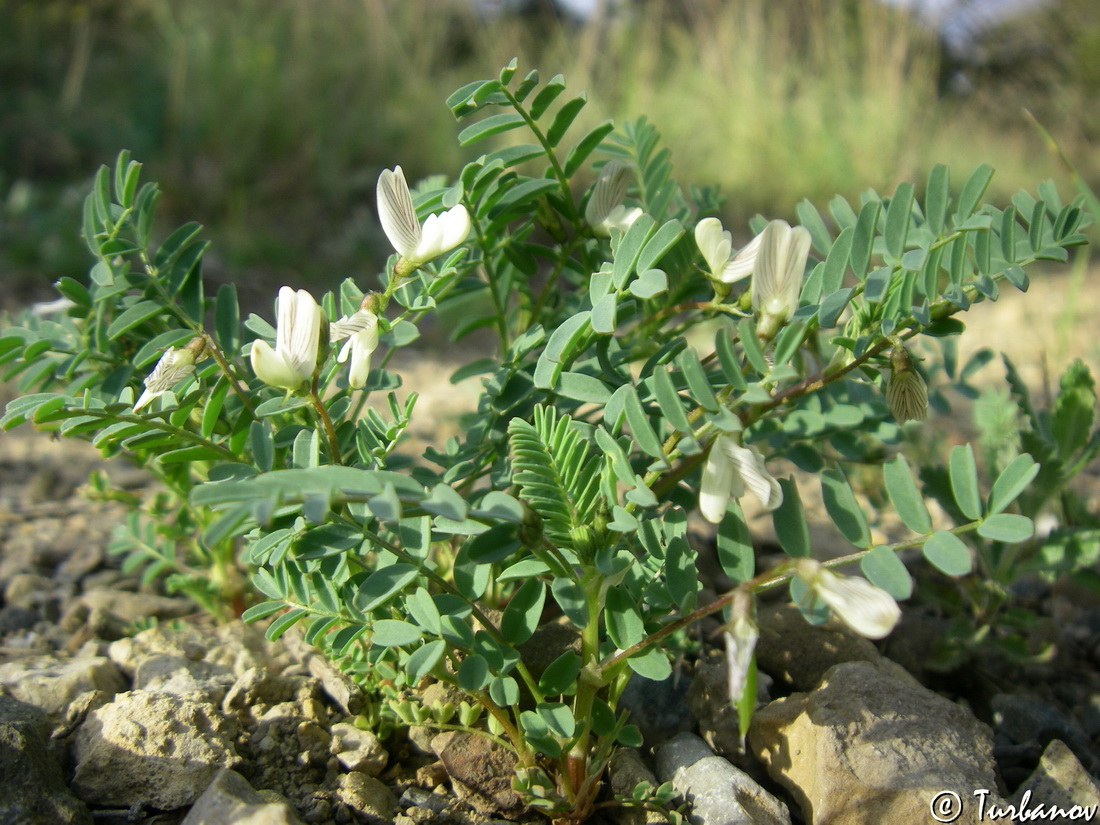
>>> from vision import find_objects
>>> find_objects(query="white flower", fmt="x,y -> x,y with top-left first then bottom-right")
330,308 -> 379,389
377,166 -> 470,271
585,161 -> 643,237
695,218 -> 764,284
751,219 -> 812,338
794,559 -> 901,639
29,297 -> 77,316
134,338 -> 204,412
699,435 -> 783,524
250,287 -> 323,392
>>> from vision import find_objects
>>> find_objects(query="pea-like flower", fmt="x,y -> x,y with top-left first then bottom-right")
330,305 -> 379,389
699,435 -> 783,524
585,161 -> 644,237
134,337 -> 206,412
694,217 -> 764,285
751,219 -> 812,340
887,344 -> 928,423
724,588 -> 758,707
250,287 -> 324,392
794,558 -> 901,639
377,166 -> 470,275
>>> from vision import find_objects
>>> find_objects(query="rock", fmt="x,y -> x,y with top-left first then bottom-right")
1007,739 -> 1100,823
336,773 -> 398,824
181,768 -> 305,825
992,694 -> 1100,777
71,690 -> 240,809
0,696 -> 92,825
224,667 -> 322,719
4,572 -> 55,610
609,748 -> 668,825
755,603 -> 917,691
0,603 -> 40,635
281,629 -> 364,716
431,730 -> 525,816
331,722 -> 388,776
133,653 -> 236,704
619,672 -> 695,746
399,785 -> 451,814
656,732 -> 791,825
0,653 -> 126,714
687,659 -> 772,757
245,700 -> 333,812
79,588 -> 194,623
750,661 -> 1007,825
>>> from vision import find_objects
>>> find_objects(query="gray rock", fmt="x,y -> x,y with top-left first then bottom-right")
1008,739 -> 1100,823
0,653 -> 126,714
133,653 -> 236,704
399,785 -> 450,814
80,588 -> 194,623
993,694 -> 1100,776
331,722 -> 388,776
750,661 -> 1007,825
336,773 -> 398,824
687,659 -> 772,757
71,689 -> 240,809
0,696 -> 92,825
181,768 -> 305,825
655,732 -> 791,825
619,672 -> 695,746
0,604 -> 40,635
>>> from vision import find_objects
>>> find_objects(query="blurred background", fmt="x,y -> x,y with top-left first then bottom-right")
1,0 -> 1097,310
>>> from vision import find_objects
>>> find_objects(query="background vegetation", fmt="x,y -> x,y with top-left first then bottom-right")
2,0 -> 1098,310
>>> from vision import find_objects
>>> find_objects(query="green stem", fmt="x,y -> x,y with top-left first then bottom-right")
308,382 -> 342,465
599,520 -> 984,671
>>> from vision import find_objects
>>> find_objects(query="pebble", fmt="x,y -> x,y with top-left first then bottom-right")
181,768 -> 305,825
656,732 -> 791,825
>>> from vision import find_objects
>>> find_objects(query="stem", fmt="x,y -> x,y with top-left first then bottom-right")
309,381 -> 342,465
599,520 -> 984,671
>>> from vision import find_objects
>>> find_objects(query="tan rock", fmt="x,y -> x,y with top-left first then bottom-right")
749,661 -> 1009,825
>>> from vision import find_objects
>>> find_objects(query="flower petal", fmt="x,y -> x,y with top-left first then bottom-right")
585,161 -> 633,232
284,289 -> 322,382
720,231 -> 764,284
726,442 -> 783,511
377,166 -> 422,258
251,339 -> 306,391
796,560 -> 901,639
695,218 -> 733,279
752,220 -> 812,320
700,436 -> 737,523
416,205 -> 470,263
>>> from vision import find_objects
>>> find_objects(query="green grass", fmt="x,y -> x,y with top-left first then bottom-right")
1,0 -> 1095,301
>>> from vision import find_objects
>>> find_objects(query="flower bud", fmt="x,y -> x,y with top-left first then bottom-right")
133,338 -> 204,412
886,344 -> 928,423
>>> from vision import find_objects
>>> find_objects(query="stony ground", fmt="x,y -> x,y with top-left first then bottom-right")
1,268 -> 1099,825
